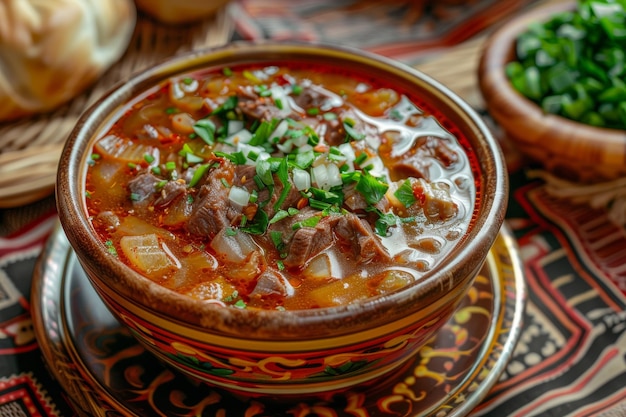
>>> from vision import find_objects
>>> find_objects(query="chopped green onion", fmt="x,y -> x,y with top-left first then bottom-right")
249,189 -> 258,203
273,158 -> 291,211
188,164 -> 210,188
269,209 -> 289,224
105,240 -> 118,256
343,121 -> 366,141
256,160 -> 274,186
292,215 -> 321,230
240,209 -> 269,235
193,119 -> 216,145
309,199 -> 332,210
270,230 -> 284,248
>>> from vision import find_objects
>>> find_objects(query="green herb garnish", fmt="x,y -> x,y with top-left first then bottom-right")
506,0 -> 626,129
394,180 -> 417,207
356,173 -> 388,205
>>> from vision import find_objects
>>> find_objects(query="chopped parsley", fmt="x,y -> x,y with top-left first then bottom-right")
356,173 -> 388,205
394,179 -> 417,207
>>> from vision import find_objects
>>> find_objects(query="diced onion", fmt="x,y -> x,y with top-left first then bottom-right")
228,120 -> 245,135
170,82 -> 184,100
269,119 -> 289,142
276,140 -> 293,154
338,143 -> 356,162
311,163 -> 342,190
325,163 -> 343,188
291,132 -> 308,148
361,156 -> 385,177
270,85 -> 291,115
228,186 -> 251,210
210,228 -> 258,263
297,144 -> 314,153
312,164 -> 329,189
337,143 -> 356,172
180,79 -> 199,93
237,143 -> 265,165
303,254 -> 331,279
292,168 -> 311,191
224,129 -> 253,146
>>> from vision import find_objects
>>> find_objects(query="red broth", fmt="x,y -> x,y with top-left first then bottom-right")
85,64 -> 477,310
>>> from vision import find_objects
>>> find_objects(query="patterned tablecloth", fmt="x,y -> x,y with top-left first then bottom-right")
0,0 -> 625,416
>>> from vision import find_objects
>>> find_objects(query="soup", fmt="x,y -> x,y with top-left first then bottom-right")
84,63 -> 476,310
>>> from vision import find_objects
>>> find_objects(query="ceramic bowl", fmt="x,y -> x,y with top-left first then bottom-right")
478,1 -> 626,184
56,41 -> 508,396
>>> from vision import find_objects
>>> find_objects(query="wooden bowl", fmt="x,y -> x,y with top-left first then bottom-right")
478,1 -> 626,183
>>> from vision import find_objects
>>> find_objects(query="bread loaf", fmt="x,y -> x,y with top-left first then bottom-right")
0,0 -> 136,121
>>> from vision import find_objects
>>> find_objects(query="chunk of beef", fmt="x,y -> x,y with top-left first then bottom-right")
265,206 -> 317,246
291,86 -> 330,111
275,208 -> 390,268
390,136 -> 459,181
154,179 -> 187,207
128,173 -> 160,206
186,160 -> 239,237
343,182 -> 368,212
334,212 -> 391,263
92,211 -> 120,232
234,165 -> 257,187
237,86 -> 285,121
282,217 -> 335,267
266,176 -> 302,218
413,178 -> 458,221
342,182 -> 390,226
390,158 -> 430,181
250,270 -> 294,298
316,116 -> 346,146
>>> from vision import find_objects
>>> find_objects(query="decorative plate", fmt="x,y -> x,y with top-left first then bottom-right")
31,223 -> 525,417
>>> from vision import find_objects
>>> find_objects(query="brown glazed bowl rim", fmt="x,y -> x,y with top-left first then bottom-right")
57,40 -> 508,339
